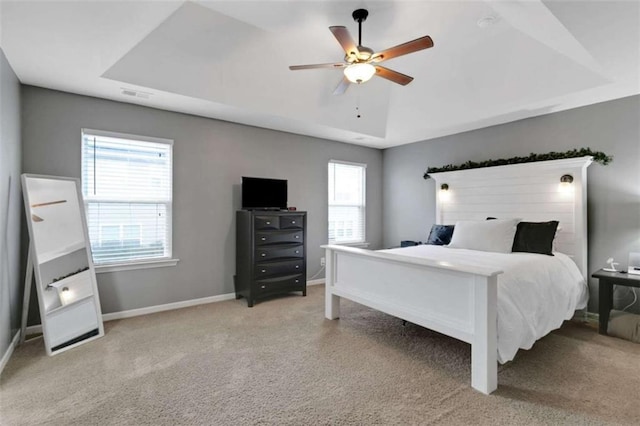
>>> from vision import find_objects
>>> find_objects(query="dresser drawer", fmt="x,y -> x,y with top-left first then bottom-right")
254,215 -> 279,230
255,259 -> 304,278
256,245 -> 303,261
255,274 -> 304,294
255,230 -> 303,246
280,215 -> 304,229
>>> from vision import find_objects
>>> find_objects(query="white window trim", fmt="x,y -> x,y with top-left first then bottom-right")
82,128 -> 174,146
335,241 -> 370,248
95,258 -> 179,274
328,159 -> 368,246
81,128 -> 178,272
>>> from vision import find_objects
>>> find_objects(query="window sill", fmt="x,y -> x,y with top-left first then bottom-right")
330,242 -> 370,249
95,258 -> 180,274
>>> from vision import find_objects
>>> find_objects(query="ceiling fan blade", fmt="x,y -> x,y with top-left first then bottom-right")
289,63 -> 346,70
371,35 -> 434,63
333,76 -> 350,95
374,66 -> 414,85
329,26 -> 360,57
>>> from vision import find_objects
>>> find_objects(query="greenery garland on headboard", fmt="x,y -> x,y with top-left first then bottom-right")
423,148 -> 612,179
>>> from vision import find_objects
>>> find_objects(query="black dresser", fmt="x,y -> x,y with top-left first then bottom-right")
235,210 -> 307,307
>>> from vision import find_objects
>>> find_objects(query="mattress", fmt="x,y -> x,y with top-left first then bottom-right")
381,245 -> 588,363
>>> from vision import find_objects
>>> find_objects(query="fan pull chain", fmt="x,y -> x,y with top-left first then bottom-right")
356,85 -> 361,118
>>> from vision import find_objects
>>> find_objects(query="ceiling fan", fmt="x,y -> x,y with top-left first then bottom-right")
289,8 -> 434,95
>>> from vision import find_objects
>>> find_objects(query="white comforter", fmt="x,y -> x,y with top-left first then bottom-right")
381,245 -> 588,363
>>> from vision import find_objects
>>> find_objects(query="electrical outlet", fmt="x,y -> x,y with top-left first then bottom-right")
320,257 -> 326,267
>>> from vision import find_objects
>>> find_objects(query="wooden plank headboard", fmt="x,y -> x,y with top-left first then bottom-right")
429,156 -> 593,279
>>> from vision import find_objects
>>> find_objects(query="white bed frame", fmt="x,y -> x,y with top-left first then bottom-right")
323,156 -> 593,394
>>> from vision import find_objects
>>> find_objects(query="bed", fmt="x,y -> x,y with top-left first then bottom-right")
323,156 -> 593,394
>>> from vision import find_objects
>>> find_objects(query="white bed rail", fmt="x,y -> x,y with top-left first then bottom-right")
323,244 -> 503,394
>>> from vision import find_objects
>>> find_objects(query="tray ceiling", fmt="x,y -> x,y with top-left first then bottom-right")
1,0 -> 638,148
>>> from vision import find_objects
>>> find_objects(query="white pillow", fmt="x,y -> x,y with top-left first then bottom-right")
448,219 -> 519,253
552,225 -> 562,253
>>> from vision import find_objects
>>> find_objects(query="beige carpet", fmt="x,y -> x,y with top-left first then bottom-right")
1,285 -> 638,425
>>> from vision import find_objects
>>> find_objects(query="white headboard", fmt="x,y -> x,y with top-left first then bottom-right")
429,156 -> 593,279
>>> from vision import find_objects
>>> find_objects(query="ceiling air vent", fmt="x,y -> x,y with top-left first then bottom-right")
120,88 -> 152,99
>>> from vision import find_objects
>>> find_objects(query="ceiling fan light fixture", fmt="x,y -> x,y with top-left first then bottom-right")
290,8 -> 433,92
344,63 -> 376,84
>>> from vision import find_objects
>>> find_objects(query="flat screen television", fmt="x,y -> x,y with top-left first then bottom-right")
241,177 -> 287,210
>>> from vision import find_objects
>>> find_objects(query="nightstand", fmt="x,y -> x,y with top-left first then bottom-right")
591,269 -> 640,335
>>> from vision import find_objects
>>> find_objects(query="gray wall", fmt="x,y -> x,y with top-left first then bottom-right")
383,95 -> 640,313
0,48 -> 22,357
21,86 -> 383,319
18,86 -> 640,322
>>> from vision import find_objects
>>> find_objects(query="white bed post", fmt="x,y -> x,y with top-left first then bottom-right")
574,160 -> 590,279
471,275 -> 498,394
324,249 -> 340,319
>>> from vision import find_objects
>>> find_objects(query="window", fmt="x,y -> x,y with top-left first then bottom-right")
328,160 -> 366,244
81,129 -> 173,266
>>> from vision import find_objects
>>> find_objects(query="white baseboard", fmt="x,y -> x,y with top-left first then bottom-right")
572,310 -> 599,325
25,324 -> 42,336
0,330 -> 21,376
24,293 -> 236,336
584,311 -> 599,324
102,292 -> 236,322
24,279 -> 325,337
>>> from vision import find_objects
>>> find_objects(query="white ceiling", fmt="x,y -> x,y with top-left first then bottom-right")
1,0 -> 638,149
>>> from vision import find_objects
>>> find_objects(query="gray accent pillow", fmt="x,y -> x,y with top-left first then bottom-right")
608,310 -> 640,343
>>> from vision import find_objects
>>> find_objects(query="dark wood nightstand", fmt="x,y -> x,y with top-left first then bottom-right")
591,269 -> 640,334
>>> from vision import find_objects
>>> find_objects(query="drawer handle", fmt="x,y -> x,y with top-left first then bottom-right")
261,237 -> 266,241
261,285 -> 266,289
292,221 -> 296,224
295,280 -> 299,283
261,253 -> 266,257
295,250 -> 299,254
266,221 -> 271,225
261,269 -> 266,273
295,236 -> 299,239
295,265 -> 299,269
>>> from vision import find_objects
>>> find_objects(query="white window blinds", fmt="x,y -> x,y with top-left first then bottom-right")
81,130 -> 173,265
328,160 -> 366,244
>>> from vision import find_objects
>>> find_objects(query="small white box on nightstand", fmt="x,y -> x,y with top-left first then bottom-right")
628,252 -> 640,275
